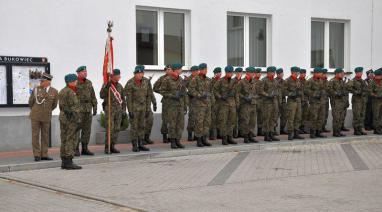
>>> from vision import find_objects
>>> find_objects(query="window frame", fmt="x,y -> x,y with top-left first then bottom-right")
227,12 -> 272,69
311,18 -> 350,71
136,6 -> 190,70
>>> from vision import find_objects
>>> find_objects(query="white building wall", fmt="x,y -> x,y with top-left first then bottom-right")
0,0 -> 380,116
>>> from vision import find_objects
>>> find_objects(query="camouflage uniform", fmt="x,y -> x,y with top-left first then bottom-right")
59,86 -> 81,159
144,78 -> 156,143
210,76 -> 221,139
213,76 -> 238,144
328,78 -> 348,136
125,76 -> 152,151
29,85 -> 58,158
364,77 -> 374,130
370,78 -> 382,134
185,74 -> 198,140
347,77 -> 368,134
160,75 -> 187,147
306,77 -> 326,137
188,74 -> 213,146
321,78 -> 330,131
299,77 -> 310,132
153,74 -> 170,141
254,77 -> 264,136
284,76 -> 304,139
100,82 -> 126,151
232,77 -> 242,137
76,79 -> 97,154
237,76 -> 257,142
276,76 -> 287,133
260,76 -> 280,140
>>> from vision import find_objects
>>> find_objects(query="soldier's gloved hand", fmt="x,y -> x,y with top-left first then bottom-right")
153,103 -> 157,112
129,112 -> 134,119
174,91 -> 182,100
93,107 -> 97,116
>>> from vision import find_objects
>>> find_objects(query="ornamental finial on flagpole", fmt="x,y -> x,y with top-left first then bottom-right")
107,20 -> 113,33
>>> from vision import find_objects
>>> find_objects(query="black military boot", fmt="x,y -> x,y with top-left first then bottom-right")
163,134 -> 169,143
138,139 -> 150,151
170,138 -> 178,149
222,136 -> 228,145
264,132 -> 271,142
74,146 -> 81,157
374,129 -> 382,135
209,129 -> 216,140
144,134 -> 154,145
110,144 -> 120,154
201,136 -> 212,146
243,135 -> 250,143
62,157 -> 82,170
270,132 -> 280,141
257,127 -> 264,136
293,130 -> 304,139
354,128 -> 362,136
280,127 -> 288,135
315,130 -> 327,138
248,134 -> 258,143
187,131 -> 193,141
175,139 -> 185,148
81,143 -> 94,156
227,136 -> 237,144
132,140 -> 140,152
288,132 -> 294,141
196,137 -> 204,147
339,132 -> 346,137
310,130 -> 316,139
217,129 -> 222,139
238,130 -> 244,138
333,131 -> 341,137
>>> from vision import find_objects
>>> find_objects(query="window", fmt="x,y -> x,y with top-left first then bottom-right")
227,13 -> 269,67
136,8 -> 189,68
311,20 -> 348,69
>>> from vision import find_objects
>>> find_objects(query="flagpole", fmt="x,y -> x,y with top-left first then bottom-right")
107,21 -> 113,154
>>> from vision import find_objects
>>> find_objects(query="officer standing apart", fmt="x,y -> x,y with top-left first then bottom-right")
237,67 -> 258,143
161,63 -> 187,149
124,65 -> 151,152
347,67 -> 368,135
75,66 -> 97,156
370,68 -> 382,135
260,66 -> 280,142
284,67 -> 304,140
188,63 -> 213,147
29,73 -> 58,161
100,69 -> 126,154
58,74 -> 82,170
214,65 -> 238,145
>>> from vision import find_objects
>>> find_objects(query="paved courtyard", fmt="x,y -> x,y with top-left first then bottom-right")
1,140 -> 382,211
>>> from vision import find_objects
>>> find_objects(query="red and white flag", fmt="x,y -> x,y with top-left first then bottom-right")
103,36 -> 123,104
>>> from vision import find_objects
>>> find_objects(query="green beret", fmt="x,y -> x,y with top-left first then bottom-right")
113,69 -> 121,75
134,65 -> 145,74
276,68 -> 283,74
374,69 -> 382,76
354,67 -> 364,73
334,68 -> 344,74
291,66 -> 300,73
235,67 -> 243,72
267,66 -> 277,73
190,65 -> 199,72
213,67 -> 222,73
245,67 -> 255,73
76,66 -> 86,73
65,74 -> 78,83
300,68 -> 306,73
255,68 -> 262,73
171,63 -> 183,70
313,67 -> 322,73
225,65 -> 234,73
198,63 -> 207,70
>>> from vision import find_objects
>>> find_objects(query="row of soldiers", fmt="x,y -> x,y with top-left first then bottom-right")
29,64 -> 382,170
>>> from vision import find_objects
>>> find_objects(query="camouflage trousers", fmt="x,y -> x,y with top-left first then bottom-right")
187,104 -> 196,132
278,101 -> 287,130
194,106 -> 211,137
286,99 -> 302,132
104,109 -> 122,146
130,110 -> 146,140
167,105 -> 185,139
322,98 -> 329,129
210,104 -> 219,131
352,96 -> 366,128
59,118 -> 77,158
161,102 -> 169,134
309,100 -> 325,131
238,103 -> 256,135
262,98 -> 278,133
300,100 -> 310,128
372,99 -> 382,130
77,112 -> 92,147
217,104 -> 237,136
145,109 -> 153,135
256,99 -> 263,129
31,119 -> 50,157
330,98 -> 347,133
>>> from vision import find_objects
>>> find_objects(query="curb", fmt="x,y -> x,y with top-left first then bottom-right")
1,135 -> 381,173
